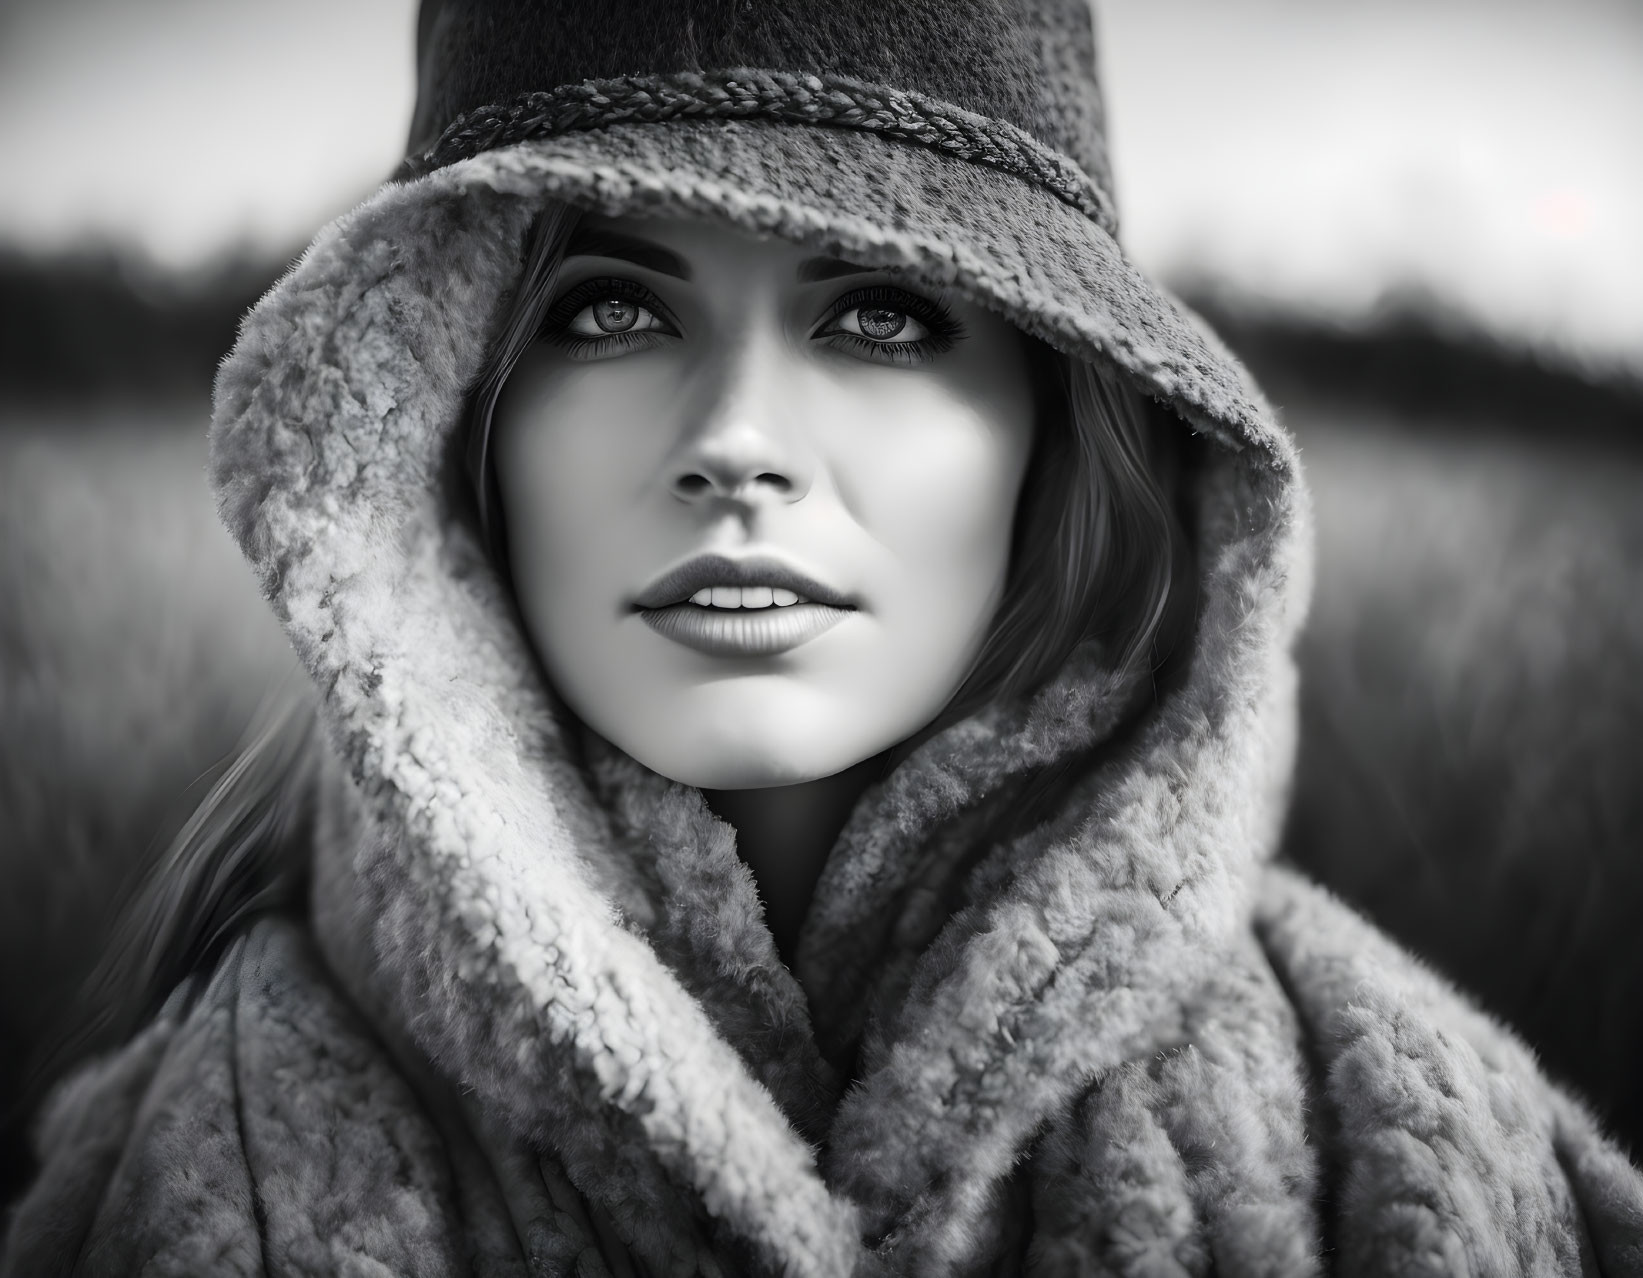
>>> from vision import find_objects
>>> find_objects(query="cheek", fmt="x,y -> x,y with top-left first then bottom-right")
490,362 -> 667,600
831,375 -> 1034,593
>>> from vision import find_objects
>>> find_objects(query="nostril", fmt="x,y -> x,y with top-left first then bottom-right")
673,471 -> 795,499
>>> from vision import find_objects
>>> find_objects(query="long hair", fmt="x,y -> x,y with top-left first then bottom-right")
26,201 -> 1194,1113
16,677 -> 321,1129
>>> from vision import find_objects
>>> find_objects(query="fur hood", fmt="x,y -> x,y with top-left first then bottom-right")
8,64 -> 1643,1278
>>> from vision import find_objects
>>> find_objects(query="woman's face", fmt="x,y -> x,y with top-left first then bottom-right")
492,214 -> 1037,788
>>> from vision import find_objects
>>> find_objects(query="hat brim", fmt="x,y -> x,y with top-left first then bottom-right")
414,117 -> 1291,468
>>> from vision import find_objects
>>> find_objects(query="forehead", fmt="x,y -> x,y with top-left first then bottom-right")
564,213 -> 868,284
571,213 -> 804,258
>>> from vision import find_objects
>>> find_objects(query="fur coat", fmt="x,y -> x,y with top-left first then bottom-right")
5,142 -> 1643,1278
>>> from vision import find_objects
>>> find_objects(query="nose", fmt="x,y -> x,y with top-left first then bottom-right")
667,334 -> 813,507
670,430 -> 809,505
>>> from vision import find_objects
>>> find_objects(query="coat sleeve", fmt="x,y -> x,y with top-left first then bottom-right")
0,918 -> 529,1278
0,975 -> 205,1276
1,944 -> 269,1277
1025,928 -> 1327,1275
1254,861 -> 1643,1277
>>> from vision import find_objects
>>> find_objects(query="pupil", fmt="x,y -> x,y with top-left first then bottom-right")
593,299 -> 639,333
858,308 -> 907,340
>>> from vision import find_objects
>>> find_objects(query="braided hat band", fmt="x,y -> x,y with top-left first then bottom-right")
395,67 -> 1119,237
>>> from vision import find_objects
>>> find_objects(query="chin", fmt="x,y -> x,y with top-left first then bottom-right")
638,719 -> 869,790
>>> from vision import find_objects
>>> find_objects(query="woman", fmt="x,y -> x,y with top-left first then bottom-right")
5,1 -> 1641,1274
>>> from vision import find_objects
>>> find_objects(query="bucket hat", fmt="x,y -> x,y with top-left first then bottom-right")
383,0 -> 1285,458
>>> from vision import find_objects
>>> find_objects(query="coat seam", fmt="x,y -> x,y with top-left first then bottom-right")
1550,1122 -> 1607,1278
1250,911 -> 1340,1275
227,939 -> 274,1278
63,1055 -> 160,1277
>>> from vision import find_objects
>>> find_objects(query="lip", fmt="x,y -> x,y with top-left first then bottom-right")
639,600 -> 853,657
631,552 -> 859,611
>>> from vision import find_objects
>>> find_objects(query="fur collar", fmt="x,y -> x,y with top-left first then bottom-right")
209,143 -> 1309,1273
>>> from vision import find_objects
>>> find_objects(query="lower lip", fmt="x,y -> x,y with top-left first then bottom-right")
638,603 -> 854,656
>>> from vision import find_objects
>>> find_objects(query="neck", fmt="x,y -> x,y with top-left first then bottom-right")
702,753 -> 887,968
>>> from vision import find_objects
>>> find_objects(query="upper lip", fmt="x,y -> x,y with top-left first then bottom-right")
632,553 -> 859,610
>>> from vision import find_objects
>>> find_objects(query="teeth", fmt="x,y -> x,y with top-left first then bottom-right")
687,585 -> 810,608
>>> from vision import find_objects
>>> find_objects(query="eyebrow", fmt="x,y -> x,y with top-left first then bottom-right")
562,229 -> 692,280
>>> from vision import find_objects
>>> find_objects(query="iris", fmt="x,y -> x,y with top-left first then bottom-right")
857,308 -> 906,340
592,298 -> 639,332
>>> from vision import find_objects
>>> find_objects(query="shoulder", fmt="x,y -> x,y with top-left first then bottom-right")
1253,862 -> 1643,1272
1,916 -> 486,1278
1028,865 -> 1643,1272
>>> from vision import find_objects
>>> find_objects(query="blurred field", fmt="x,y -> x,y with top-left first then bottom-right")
1274,360 -> 1643,1152
0,391 -> 300,1204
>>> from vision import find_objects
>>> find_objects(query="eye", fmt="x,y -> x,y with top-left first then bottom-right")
812,285 -> 965,366
541,277 -> 680,359
830,305 -> 932,344
564,295 -> 670,338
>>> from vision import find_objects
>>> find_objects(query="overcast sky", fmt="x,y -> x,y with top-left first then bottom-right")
1,0 -> 1638,368
0,0 -> 416,269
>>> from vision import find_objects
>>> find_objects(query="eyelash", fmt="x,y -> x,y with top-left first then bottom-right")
811,285 -> 965,365
538,278 -> 966,365
539,277 -> 678,359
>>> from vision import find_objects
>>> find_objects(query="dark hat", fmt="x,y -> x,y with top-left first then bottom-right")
387,0 -> 1281,456
402,1 -> 1115,228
